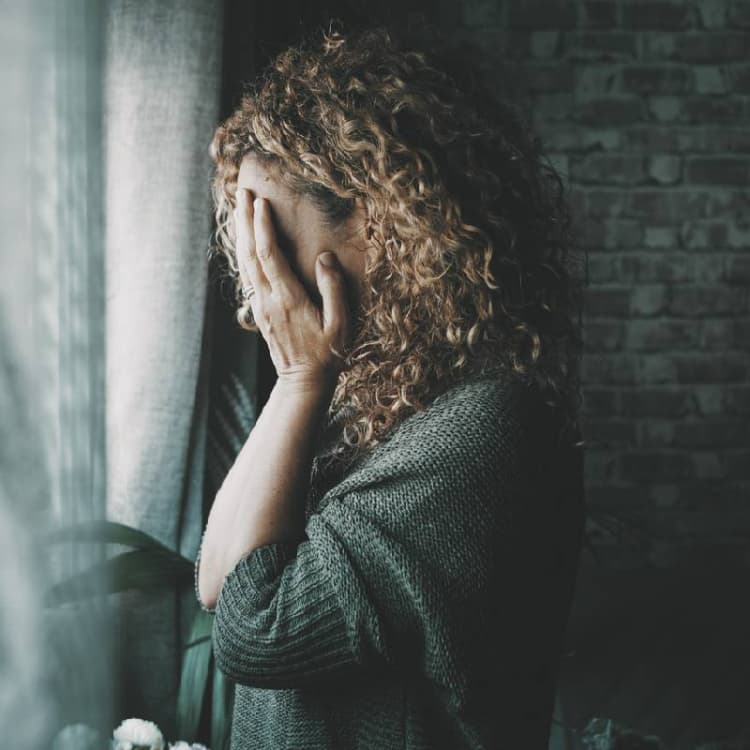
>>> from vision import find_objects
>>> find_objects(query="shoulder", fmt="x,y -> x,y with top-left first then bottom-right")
325,373 -> 554,498
378,372 -> 550,456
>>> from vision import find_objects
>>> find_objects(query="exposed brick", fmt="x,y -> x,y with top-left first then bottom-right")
680,221 -> 729,250
642,32 -> 750,62
647,155 -> 682,185
579,217 -> 643,249
529,30 -> 561,58
575,65 -> 620,98
727,0 -> 750,27
693,385 -> 724,416
724,256 -> 750,283
693,452 -> 726,480
686,157 -> 750,186
570,154 -> 645,185
508,0 -> 578,28
638,353 -> 677,383
580,1 -> 618,28
621,65 -> 693,94
673,353 -> 748,382
522,63 -> 576,92
643,225 -> 679,248
584,189 -> 628,218
620,253 -> 692,283
669,285 -> 746,316
625,191 -> 710,222
532,93 -> 574,122
732,317 -> 750,346
582,319 -> 626,351
621,387 -> 692,417
465,0 -> 749,551
724,452 -> 750,480
726,223 -> 750,248
582,352 -> 639,384
682,97 -> 745,123
723,385 -> 750,414
650,508 -> 750,537
694,65 -> 728,94
586,252 -> 621,282
563,32 -> 637,60
700,318 -> 740,349
582,449 -> 619,480
573,97 -> 645,126
583,286 -> 631,316
624,125 -> 680,152
695,129 -> 750,153
639,420 -> 676,447
538,123 -> 622,151
621,451 -> 694,481
648,96 -> 682,122
623,126 -> 750,154
696,0 -> 726,28
621,1 -> 696,29
692,254 -> 728,282
649,484 -> 680,509
630,284 -> 670,316
674,419 -> 749,449
727,65 -> 750,93
624,319 -> 700,350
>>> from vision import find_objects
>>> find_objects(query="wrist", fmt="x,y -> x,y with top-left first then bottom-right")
274,370 -> 337,404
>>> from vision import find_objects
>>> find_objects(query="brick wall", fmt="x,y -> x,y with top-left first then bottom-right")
446,0 -> 750,564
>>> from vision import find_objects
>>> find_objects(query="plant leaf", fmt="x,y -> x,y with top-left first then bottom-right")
43,519 -> 181,555
211,661 -> 234,750
176,607 -> 215,740
43,547 -> 193,606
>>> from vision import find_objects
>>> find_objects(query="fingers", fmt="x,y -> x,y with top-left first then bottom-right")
234,188 -> 268,297
315,252 -> 350,341
252,198 -> 307,304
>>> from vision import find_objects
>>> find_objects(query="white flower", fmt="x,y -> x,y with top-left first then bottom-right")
168,744 -> 210,750
112,718 -> 165,750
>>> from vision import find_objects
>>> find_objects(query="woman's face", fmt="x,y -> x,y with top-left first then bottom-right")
236,153 -> 369,316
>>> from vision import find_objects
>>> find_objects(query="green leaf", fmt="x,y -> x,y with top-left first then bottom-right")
176,607 -> 215,740
43,547 -> 193,606
211,661 -> 234,750
43,519 -> 181,556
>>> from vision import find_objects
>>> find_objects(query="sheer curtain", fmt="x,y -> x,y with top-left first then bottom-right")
104,0 -> 224,734
0,0 -> 225,742
1,0 -> 110,745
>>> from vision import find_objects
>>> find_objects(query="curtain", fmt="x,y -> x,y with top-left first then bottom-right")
0,0 -> 111,745
103,0 -> 224,734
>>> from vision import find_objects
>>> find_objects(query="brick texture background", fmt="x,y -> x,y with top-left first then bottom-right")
438,0 -> 750,565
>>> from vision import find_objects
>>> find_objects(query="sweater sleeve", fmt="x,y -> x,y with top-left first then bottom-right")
206,380 -> 546,697
204,504 -> 391,689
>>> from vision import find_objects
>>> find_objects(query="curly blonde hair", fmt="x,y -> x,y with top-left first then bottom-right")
208,22 -> 585,467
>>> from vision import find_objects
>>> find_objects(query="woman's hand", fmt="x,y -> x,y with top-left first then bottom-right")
234,187 -> 352,393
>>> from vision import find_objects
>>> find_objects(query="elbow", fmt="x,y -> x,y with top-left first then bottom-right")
196,544 -> 221,611
198,584 -> 218,612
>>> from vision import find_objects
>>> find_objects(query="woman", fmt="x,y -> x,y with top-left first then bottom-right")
195,22 -> 586,750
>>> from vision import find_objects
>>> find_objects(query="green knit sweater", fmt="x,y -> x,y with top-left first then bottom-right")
194,373 -> 585,749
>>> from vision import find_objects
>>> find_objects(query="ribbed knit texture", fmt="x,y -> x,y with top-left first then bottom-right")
195,373 -> 586,749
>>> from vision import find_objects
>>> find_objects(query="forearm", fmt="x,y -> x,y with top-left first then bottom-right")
197,376 -> 334,610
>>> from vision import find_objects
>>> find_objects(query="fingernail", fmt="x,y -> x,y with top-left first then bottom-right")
318,252 -> 336,268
